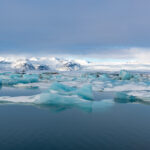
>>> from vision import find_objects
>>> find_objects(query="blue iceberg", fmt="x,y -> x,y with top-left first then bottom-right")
99,74 -> 111,81
49,82 -> 94,100
77,85 -> 94,100
35,92 -> 79,105
119,70 -> 133,80
114,92 -> 138,103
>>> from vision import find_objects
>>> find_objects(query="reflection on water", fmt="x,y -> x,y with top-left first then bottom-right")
34,99 -> 114,113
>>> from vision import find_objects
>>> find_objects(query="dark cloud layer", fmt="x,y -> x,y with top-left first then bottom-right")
0,0 -> 150,55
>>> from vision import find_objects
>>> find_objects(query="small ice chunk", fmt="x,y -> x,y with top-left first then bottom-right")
119,70 -> 133,80
99,74 -> 110,81
114,92 -> 138,103
77,85 -> 94,100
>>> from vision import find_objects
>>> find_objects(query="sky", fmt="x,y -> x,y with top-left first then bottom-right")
0,0 -> 150,61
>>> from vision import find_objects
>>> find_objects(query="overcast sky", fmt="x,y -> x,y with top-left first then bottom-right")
0,0 -> 150,59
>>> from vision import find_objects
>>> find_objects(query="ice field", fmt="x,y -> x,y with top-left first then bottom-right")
0,70 -> 150,112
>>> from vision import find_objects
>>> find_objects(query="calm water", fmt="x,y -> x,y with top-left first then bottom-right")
0,86 -> 150,150
0,103 -> 150,150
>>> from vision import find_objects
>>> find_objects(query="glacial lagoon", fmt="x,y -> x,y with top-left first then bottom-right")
0,70 -> 150,150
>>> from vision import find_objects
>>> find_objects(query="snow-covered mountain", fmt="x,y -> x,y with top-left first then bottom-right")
0,57 -> 85,72
1,56 -> 150,72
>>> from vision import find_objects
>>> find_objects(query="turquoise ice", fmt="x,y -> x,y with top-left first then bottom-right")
50,82 -> 76,92
77,84 -> 94,100
119,70 -> 133,80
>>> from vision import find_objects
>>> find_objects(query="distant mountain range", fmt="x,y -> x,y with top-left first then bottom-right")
1,56 -> 150,72
0,57 -> 89,72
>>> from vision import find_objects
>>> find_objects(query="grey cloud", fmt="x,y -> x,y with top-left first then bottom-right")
0,0 -> 150,55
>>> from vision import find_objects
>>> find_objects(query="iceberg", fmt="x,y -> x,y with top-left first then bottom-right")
114,92 -> 139,103
119,70 -> 133,80
77,85 -> 94,100
33,92 -> 95,112
99,74 -> 111,81
35,92 -> 79,105
35,82 -> 94,107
